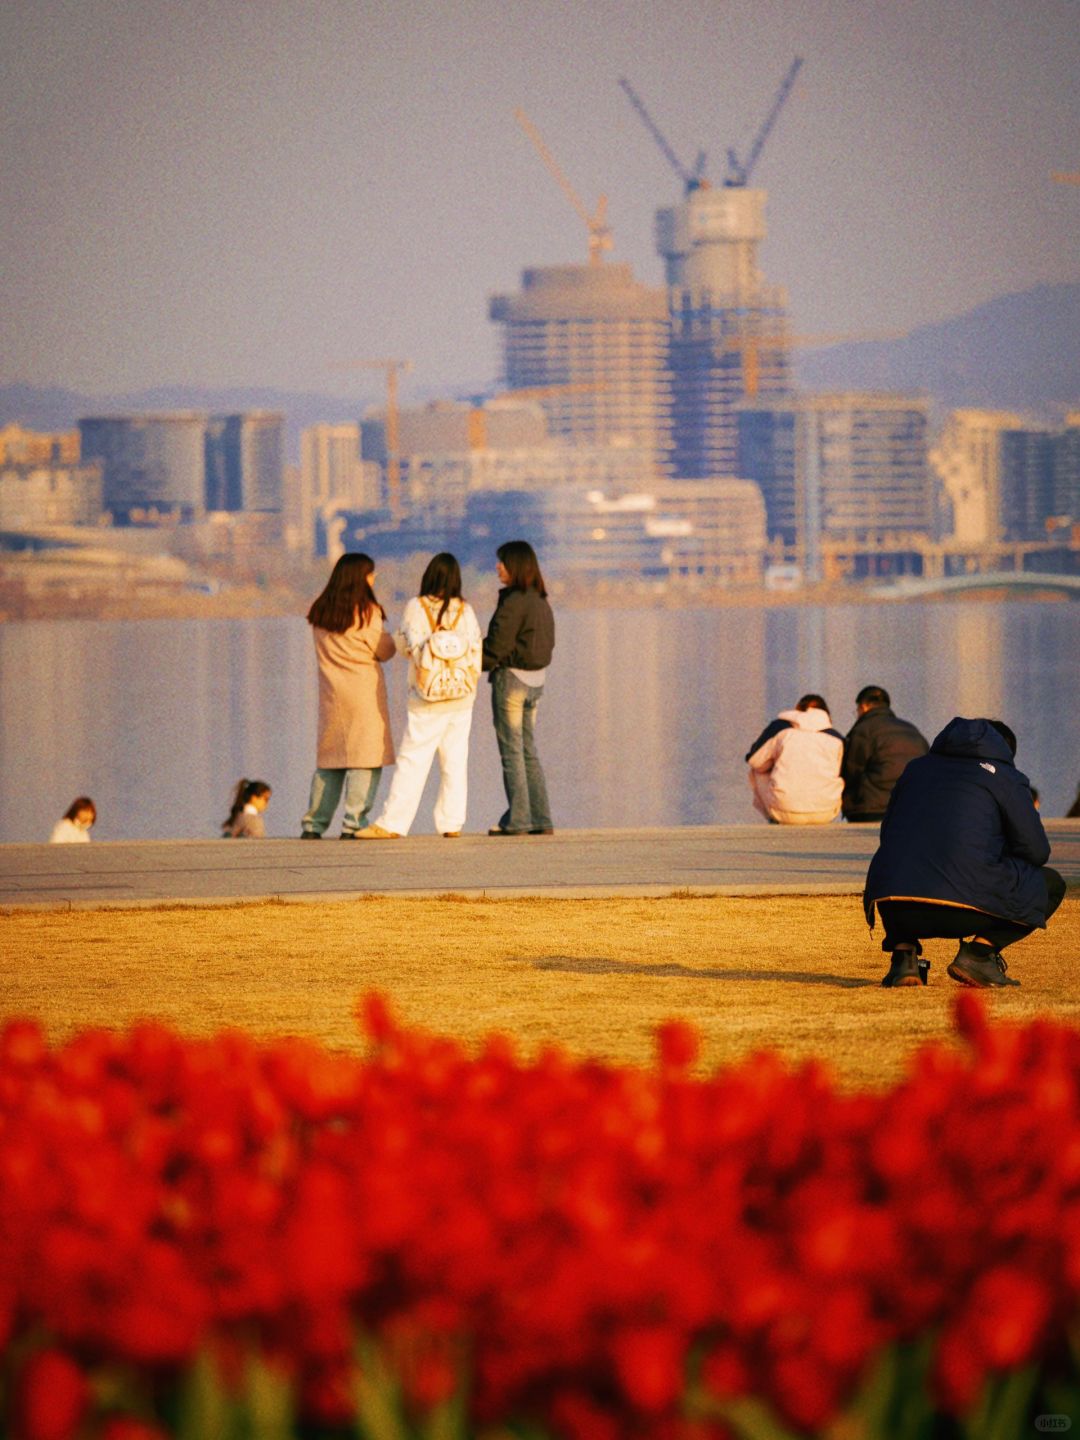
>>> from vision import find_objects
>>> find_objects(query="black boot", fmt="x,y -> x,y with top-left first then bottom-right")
947,940 -> 1020,988
881,944 -> 922,988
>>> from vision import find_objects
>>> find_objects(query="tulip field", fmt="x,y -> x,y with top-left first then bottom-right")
3,986 -> 1080,1439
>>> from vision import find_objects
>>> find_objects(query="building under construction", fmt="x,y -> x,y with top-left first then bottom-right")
615,66 -> 802,481
662,184 -> 791,479
488,263 -> 672,475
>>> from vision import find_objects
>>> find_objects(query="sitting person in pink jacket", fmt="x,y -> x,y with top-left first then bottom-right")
745,694 -> 845,825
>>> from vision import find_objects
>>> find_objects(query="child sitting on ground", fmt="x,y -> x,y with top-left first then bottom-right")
222,779 -> 272,838
50,796 -> 96,843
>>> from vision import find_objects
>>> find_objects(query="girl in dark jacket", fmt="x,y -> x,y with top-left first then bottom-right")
482,540 -> 555,835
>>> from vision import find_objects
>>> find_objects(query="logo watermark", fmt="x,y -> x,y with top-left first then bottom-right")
1035,1418 -> 1071,1433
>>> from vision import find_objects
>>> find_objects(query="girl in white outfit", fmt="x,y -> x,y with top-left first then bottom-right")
359,553 -> 482,838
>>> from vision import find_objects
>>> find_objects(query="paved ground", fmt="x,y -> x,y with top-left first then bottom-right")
2,822 -> 1078,911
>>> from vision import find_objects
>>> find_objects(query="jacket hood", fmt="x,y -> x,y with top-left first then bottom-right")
930,716 -> 1015,765
778,707 -> 833,732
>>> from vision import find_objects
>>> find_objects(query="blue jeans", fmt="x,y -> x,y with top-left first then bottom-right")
302,767 -> 382,836
491,669 -> 551,833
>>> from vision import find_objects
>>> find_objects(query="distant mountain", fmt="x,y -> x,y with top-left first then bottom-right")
795,282 -> 1080,419
4,283 -> 1077,451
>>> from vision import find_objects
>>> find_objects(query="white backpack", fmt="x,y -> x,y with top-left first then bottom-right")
414,598 -> 478,702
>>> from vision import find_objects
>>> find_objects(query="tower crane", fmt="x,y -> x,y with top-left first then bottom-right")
618,58 -> 802,192
617,78 -> 707,194
513,108 -> 613,266
328,358 -> 412,521
724,56 -> 802,187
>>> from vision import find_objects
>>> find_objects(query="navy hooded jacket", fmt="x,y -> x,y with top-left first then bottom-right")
863,717 -> 1051,929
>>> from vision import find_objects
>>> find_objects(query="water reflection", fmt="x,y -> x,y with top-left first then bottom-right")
0,601 -> 1077,842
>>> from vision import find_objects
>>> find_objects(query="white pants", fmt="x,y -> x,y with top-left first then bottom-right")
375,701 -> 475,835
749,769 -> 840,826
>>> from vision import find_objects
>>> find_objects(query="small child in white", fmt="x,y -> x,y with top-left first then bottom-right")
222,779 -> 272,838
50,796 -> 96,843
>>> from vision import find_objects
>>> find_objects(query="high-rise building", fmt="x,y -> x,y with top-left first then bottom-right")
932,411 -> 1080,545
0,424 -> 80,467
362,399 -> 548,464
1052,414 -> 1080,526
488,263 -> 671,473
79,414 -> 207,523
1000,428 -> 1057,541
738,393 -> 932,579
295,423 -> 378,552
205,412 -> 284,512
0,459 -> 103,528
929,409 -> 1024,545
660,187 -> 791,479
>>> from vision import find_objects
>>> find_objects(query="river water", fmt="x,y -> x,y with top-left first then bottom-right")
1,600 -> 1077,843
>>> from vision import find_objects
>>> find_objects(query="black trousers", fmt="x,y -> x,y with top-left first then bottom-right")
878,868 -> 1066,954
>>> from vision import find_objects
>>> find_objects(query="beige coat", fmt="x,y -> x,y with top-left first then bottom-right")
313,611 -> 396,769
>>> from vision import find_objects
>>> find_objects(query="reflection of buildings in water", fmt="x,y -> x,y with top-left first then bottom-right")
0,623 -> 102,841
2,604 -> 1075,840
762,607 -> 832,719
554,608 -> 674,828
931,604 -> 1005,724
677,608 -> 769,824
216,618 -> 318,838
817,605 -> 935,742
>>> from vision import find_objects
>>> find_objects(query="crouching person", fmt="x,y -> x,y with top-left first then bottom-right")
864,716 -> 1065,989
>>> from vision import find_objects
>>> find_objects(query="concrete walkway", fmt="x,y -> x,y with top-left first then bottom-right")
2,822 -> 1078,911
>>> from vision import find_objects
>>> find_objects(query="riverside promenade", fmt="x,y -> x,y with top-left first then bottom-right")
2,822 -> 1079,911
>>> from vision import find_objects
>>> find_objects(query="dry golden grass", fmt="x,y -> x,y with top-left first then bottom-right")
1,894 -> 1077,1089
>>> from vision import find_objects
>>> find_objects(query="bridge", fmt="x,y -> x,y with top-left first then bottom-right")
869,571 -> 1080,600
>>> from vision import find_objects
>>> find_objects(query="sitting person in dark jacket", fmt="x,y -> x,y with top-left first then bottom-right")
841,684 -> 928,822
864,716 -> 1065,988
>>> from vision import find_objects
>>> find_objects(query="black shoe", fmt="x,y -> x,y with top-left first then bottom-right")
917,959 -> 930,986
339,832 -> 359,839
529,827 -> 554,835
881,945 -> 921,988
300,831 -> 322,839
947,941 -> 1020,988
488,825 -> 527,836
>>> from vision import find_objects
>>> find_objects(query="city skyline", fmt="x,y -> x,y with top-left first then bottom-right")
3,0 -> 1079,411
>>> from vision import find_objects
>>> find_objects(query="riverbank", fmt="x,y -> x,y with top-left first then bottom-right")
6,567 -> 1074,622
3,893 -> 1077,1090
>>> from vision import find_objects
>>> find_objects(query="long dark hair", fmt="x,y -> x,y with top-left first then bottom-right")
307,553 -> 385,633
223,778 -> 271,832
419,552 -> 463,626
63,796 -> 96,823
497,539 -> 547,598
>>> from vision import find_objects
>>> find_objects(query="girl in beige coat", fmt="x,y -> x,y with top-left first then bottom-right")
301,553 -> 396,838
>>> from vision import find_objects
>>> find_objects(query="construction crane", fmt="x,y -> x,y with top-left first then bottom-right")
722,330 -> 902,400
618,58 -> 802,192
462,382 -> 607,450
617,77 -> 707,194
513,107 -> 613,266
328,358 -> 412,521
724,57 -> 803,187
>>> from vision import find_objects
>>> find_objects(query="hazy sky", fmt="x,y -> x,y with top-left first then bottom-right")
3,0 -> 1079,406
